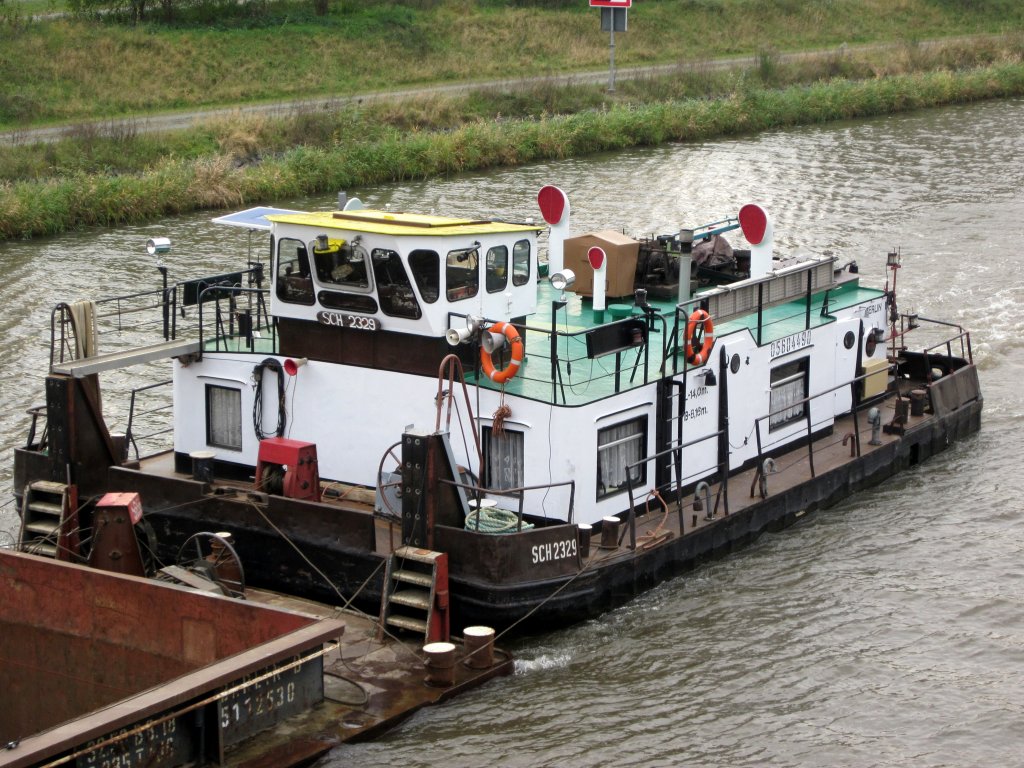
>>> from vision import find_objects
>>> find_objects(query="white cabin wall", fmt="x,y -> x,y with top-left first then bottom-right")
175,356 -> 470,483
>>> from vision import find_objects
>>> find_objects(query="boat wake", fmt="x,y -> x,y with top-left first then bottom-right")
513,653 -> 572,675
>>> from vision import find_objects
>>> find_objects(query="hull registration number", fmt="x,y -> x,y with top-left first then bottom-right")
317,310 -> 380,331
532,538 -> 578,564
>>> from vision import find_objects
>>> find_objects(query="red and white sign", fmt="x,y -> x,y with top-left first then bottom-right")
590,0 -> 631,6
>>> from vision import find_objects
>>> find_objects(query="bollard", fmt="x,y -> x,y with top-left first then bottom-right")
577,523 -> 592,559
599,516 -> 620,549
894,398 -> 909,425
423,642 -> 457,687
910,389 -> 927,417
190,450 -> 216,483
462,626 -> 495,669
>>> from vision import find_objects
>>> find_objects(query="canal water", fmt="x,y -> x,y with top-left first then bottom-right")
2,99 -> 1023,765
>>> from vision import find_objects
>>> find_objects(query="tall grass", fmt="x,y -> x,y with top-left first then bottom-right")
4,59 -> 1024,239
3,0 -> 1024,127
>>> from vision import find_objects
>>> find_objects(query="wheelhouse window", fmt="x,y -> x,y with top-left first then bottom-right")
769,357 -> 808,431
371,248 -> 421,319
512,239 -> 531,287
597,416 -> 647,499
206,385 -> 242,451
311,236 -> 371,292
485,245 -> 508,293
446,246 -> 479,301
275,238 -> 314,305
408,249 -> 440,304
482,427 -> 524,491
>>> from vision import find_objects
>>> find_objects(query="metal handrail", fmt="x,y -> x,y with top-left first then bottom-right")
126,379 -> 173,460
441,477 -> 577,527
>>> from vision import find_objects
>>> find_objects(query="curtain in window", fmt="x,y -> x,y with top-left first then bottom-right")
770,373 -> 805,429
485,429 -> 524,490
208,386 -> 242,450
598,419 -> 644,497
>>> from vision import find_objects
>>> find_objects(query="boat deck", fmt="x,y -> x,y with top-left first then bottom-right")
226,591 -> 513,767
467,277 -> 883,405
577,390 -> 923,568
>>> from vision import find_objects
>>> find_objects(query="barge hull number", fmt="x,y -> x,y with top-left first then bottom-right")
532,538 -> 577,564
770,330 -> 811,359
317,310 -> 380,331
79,716 -> 192,768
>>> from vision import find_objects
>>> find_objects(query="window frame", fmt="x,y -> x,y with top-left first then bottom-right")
275,237 -> 315,306
485,245 -> 509,294
205,384 -> 243,451
446,246 -> 480,302
512,239 -> 531,287
596,416 -> 648,500
769,357 -> 809,431
481,426 -> 525,492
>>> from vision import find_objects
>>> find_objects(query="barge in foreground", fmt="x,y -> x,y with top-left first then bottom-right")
0,544 -> 511,768
11,187 -> 982,635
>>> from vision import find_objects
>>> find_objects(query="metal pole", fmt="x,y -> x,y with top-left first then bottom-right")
609,25 -> 616,92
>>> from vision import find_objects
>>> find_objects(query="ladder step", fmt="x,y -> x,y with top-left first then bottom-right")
386,615 -> 429,634
391,588 -> 432,611
28,500 -> 64,517
30,480 -> 68,495
394,545 -> 443,564
393,568 -> 434,588
25,520 -> 60,536
22,542 -> 58,557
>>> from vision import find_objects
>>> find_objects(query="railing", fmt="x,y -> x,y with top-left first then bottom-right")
622,428 -> 727,549
614,316 -> 975,549
198,285 -> 276,355
48,265 -> 267,370
24,405 -> 48,450
450,309 -> 669,405
442,477 -> 577,528
126,380 -> 174,460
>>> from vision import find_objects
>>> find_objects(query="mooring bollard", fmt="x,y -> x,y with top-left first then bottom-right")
190,450 -> 216,483
577,523 -> 592,559
423,642 -> 457,687
910,389 -> 927,417
462,626 -> 495,669
600,516 -> 620,549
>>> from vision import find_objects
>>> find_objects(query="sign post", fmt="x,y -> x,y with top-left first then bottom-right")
591,0 -> 630,92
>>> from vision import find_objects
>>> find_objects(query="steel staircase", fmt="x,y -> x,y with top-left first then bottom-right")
19,481 -> 78,560
379,546 -> 450,644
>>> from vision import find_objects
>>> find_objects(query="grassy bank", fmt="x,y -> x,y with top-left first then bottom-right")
3,57 -> 1024,239
2,0 -> 1024,127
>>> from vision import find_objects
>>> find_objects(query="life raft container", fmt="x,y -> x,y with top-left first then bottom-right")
684,309 -> 714,366
480,321 -> 524,384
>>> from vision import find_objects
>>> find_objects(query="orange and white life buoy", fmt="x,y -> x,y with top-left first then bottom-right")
480,321 -> 524,384
684,309 -> 715,366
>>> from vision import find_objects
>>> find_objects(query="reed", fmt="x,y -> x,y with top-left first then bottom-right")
4,60 -> 1024,239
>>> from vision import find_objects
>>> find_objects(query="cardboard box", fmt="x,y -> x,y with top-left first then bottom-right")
563,230 -> 639,298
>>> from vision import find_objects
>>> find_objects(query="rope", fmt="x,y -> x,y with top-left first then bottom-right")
252,358 -> 286,440
464,506 -> 534,533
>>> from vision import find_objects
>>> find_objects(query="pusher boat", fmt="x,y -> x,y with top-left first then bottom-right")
12,187 -> 982,636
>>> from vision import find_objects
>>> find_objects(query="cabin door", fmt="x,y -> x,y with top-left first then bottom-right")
833,317 -> 861,414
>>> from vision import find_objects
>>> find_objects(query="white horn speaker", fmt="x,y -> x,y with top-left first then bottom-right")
481,330 -> 507,355
446,327 -> 472,346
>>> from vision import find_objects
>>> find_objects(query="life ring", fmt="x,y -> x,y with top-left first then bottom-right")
684,309 -> 715,365
480,321 -> 524,384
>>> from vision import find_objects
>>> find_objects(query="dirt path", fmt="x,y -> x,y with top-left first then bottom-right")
0,37 -> 993,146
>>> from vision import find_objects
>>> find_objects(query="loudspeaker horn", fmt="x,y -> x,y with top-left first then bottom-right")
446,327 -> 472,346
283,357 -> 308,376
481,330 -> 507,355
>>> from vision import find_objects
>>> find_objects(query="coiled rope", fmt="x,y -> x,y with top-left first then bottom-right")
464,506 -> 534,534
